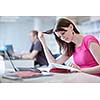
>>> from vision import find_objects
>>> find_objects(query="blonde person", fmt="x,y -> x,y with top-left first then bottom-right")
38,18 -> 100,76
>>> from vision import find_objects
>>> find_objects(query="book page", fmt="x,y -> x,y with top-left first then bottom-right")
49,63 -> 79,72
38,63 -> 79,72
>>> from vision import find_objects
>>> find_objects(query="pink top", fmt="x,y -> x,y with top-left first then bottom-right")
73,35 -> 100,76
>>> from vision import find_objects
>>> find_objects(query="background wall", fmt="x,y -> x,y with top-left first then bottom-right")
0,16 -> 100,55
0,16 -> 59,54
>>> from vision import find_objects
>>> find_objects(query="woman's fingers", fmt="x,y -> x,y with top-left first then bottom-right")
38,32 -> 44,39
67,62 -> 80,70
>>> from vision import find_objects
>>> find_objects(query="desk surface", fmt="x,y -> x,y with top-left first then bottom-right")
4,59 -> 35,69
1,72 -> 100,83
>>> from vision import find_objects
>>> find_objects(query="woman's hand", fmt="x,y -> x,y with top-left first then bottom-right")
38,32 -> 47,47
38,32 -> 44,41
67,62 -> 81,72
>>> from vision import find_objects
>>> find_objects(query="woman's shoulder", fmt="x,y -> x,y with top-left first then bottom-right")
83,35 -> 99,48
83,35 -> 98,43
83,35 -> 96,40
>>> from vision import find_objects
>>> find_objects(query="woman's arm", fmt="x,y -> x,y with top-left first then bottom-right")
68,42 -> 100,74
81,65 -> 100,74
38,32 -> 69,64
67,62 -> 100,74
81,42 -> 100,74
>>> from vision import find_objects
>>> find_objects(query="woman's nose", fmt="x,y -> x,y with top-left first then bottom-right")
61,34 -> 65,39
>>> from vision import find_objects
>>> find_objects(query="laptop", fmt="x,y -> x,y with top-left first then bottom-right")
2,47 -> 52,80
5,45 -> 14,56
2,50 -> 44,79
5,45 -> 20,60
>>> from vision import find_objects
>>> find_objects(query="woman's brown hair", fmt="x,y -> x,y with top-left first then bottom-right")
54,18 -> 80,57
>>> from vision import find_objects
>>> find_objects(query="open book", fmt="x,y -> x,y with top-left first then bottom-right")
38,63 -> 79,73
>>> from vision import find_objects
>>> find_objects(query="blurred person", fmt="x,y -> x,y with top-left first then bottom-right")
38,18 -> 100,76
14,30 -> 48,67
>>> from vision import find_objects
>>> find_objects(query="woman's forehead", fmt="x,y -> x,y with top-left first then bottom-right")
55,27 -> 68,32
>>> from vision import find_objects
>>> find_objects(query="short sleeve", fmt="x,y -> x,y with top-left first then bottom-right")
34,41 -> 42,51
84,35 -> 99,49
29,44 -> 34,52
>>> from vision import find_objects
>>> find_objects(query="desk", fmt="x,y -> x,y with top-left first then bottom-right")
1,72 -> 100,83
4,59 -> 35,71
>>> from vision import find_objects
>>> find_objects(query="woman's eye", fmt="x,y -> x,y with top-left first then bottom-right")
62,32 -> 65,35
62,30 -> 67,35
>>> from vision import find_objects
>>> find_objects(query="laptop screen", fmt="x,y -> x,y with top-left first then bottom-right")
5,45 -> 14,56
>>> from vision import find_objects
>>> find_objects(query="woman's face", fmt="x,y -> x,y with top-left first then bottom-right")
55,24 -> 74,43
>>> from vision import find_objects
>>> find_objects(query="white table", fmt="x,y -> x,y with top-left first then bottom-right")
4,59 -> 35,71
2,60 -> 100,83
1,72 -> 100,83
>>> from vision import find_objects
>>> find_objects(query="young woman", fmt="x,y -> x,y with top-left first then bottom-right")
38,18 -> 100,76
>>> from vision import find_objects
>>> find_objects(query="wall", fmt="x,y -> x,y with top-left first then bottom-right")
0,16 -> 59,54
33,17 -> 59,54
0,18 -> 34,52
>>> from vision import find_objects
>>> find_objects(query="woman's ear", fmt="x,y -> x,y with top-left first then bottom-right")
69,24 -> 73,30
